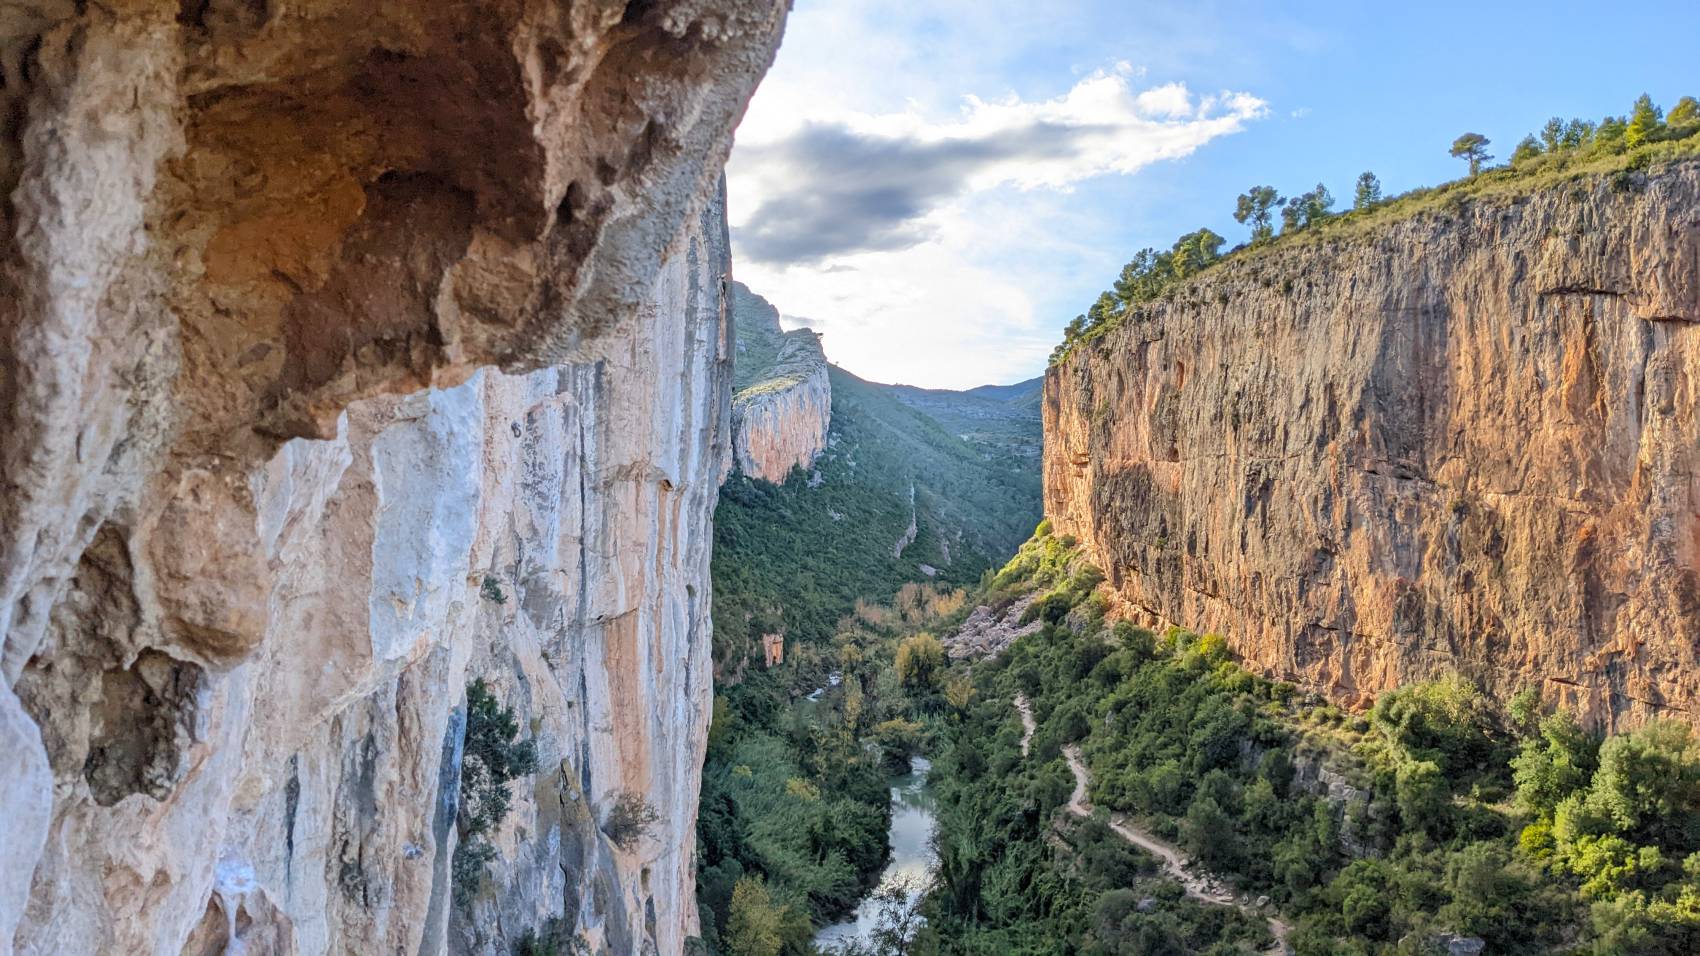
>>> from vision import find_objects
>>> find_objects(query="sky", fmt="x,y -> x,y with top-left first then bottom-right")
725,0 -> 1700,390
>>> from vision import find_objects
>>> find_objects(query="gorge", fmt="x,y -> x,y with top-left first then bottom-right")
4,3 -> 1700,955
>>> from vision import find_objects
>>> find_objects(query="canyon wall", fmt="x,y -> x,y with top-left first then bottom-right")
1045,163 -> 1700,730
728,282 -> 830,482
0,2 -> 785,953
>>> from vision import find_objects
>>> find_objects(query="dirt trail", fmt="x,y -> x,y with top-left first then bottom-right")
1014,695 -> 1290,955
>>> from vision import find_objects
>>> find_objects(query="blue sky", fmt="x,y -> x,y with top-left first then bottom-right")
726,0 -> 1700,389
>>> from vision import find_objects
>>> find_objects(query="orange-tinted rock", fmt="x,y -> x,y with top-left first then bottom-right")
1045,164 -> 1700,730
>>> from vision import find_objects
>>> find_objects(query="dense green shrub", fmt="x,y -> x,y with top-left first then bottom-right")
452,679 -> 538,906
925,529 -> 1700,954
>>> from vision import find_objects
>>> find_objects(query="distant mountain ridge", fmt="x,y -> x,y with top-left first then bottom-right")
881,375 -> 1043,462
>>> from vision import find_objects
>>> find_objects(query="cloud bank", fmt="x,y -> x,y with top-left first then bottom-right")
731,68 -> 1267,266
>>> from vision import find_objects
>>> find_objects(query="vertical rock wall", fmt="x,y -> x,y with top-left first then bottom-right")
727,283 -> 830,482
0,2 -> 785,953
1044,163 -> 1700,729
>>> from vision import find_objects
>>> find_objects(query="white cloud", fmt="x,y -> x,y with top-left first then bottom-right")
723,6 -> 1267,389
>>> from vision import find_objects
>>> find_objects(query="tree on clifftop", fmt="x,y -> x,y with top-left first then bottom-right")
1233,185 -> 1281,242
1450,132 -> 1492,176
1626,93 -> 1665,147
1669,96 -> 1700,130
1281,183 -> 1334,232
1353,172 -> 1382,211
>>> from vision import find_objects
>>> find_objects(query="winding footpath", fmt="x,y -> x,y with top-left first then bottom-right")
1014,695 -> 1291,955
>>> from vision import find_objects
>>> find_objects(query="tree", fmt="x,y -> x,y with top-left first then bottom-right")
942,673 -> 975,713
1669,96 -> 1700,129
894,632 -> 945,693
1540,116 -> 1567,152
1112,249 -> 1161,304
1233,185 -> 1282,241
1282,183 -> 1334,232
1595,115 -> 1628,148
1184,794 -> 1236,868
1626,93 -> 1665,148
1396,759 -> 1450,837
1511,710 -> 1597,816
1511,135 -> 1543,164
1170,228 -> 1224,278
453,678 -> 539,904
1353,171 -> 1382,211
1561,118 -> 1596,149
1085,290 -> 1119,330
1450,132 -> 1492,176
727,878 -> 785,956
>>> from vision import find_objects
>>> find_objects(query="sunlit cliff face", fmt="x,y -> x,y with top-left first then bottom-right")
1045,164 -> 1700,731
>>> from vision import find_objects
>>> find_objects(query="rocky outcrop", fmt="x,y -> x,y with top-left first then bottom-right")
943,598 -> 1041,661
0,2 -> 785,953
1045,162 -> 1700,730
729,283 -> 830,481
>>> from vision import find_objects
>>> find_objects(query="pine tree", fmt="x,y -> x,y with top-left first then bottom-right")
1625,93 -> 1664,148
1449,133 -> 1492,176
1511,135 -> 1543,164
1540,117 -> 1567,152
1353,172 -> 1382,211
1233,186 -> 1281,242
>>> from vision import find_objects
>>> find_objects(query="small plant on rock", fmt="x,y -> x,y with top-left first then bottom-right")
602,790 -> 660,851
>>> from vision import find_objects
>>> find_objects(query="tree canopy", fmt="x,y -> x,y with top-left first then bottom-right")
1450,132 -> 1492,175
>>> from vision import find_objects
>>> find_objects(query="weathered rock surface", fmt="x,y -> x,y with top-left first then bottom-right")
1045,163 -> 1700,730
942,598 -> 1040,661
729,282 -> 830,481
0,2 -> 785,953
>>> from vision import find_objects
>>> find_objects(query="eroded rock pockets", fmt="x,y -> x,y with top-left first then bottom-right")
1044,162 -> 1700,730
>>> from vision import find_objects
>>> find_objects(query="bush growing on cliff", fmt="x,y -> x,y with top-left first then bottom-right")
603,791 -> 660,851
452,679 -> 539,906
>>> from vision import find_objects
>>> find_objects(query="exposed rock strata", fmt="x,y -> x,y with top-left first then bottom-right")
0,2 -> 786,953
1045,163 -> 1700,729
729,282 -> 830,481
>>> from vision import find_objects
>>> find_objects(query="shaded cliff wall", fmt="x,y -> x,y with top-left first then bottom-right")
728,283 -> 830,481
0,2 -> 785,953
1045,163 -> 1700,729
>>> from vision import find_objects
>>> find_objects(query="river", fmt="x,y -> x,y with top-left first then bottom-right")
811,755 -> 937,951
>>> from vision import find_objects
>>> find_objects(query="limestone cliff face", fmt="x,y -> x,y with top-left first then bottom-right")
1045,163 -> 1700,730
0,2 -> 784,953
729,283 -> 831,482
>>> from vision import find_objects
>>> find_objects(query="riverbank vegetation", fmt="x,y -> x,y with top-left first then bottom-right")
694,583 -> 973,955
922,525 -> 1700,955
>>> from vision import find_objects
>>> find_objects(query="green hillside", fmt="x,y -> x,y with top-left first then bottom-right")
711,363 -> 1040,671
883,376 -> 1044,463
